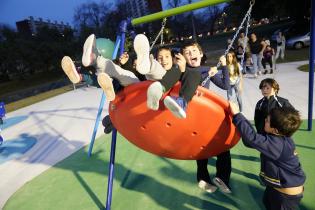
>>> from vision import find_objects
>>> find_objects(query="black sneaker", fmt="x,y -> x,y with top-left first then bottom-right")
102,115 -> 113,134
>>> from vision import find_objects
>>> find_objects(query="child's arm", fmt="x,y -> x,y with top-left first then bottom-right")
209,56 -> 230,90
229,102 -> 283,160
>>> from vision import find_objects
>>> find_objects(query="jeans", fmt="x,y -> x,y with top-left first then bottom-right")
251,53 -> 263,74
227,82 -> 243,112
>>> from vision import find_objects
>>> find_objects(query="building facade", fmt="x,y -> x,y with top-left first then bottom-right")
16,16 -> 71,36
125,0 -> 162,18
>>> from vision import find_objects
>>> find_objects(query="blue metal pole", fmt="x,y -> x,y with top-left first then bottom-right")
308,0 -> 315,131
105,128 -> 117,210
88,36 -> 121,157
105,19 -> 129,210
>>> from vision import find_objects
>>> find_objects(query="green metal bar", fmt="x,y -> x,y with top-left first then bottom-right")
131,0 -> 231,26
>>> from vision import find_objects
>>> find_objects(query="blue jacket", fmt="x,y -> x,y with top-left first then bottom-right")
187,65 -> 230,90
233,113 -> 306,188
198,65 -> 230,90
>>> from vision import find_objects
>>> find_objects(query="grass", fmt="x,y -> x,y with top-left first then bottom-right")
4,121 -> 315,210
4,85 -> 74,113
276,47 -> 309,64
297,63 -> 315,72
0,71 -> 65,96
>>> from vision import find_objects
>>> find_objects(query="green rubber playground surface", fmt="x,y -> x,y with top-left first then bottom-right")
4,121 -> 315,210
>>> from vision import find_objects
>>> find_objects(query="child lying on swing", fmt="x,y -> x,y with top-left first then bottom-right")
61,34 -> 167,102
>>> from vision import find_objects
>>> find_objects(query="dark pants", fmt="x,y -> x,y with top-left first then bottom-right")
262,57 -> 273,70
159,67 -> 201,102
263,186 -> 303,210
196,150 -> 231,186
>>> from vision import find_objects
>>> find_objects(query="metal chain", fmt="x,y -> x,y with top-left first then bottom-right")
240,3 -> 252,65
201,1 -> 255,87
150,18 -> 167,51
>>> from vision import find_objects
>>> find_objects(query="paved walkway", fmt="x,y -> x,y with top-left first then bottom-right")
0,61 -> 313,208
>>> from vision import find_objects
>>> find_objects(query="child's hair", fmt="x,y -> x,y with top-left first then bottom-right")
227,51 -> 241,77
181,40 -> 203,54
156,47 -> 172,57
269,107 -> 301,137
259,78 -> 280,94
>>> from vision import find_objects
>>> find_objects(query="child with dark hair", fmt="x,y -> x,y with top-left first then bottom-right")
230,102 -> 306,210
145,40 -> 229,119
146,44 -> 203,118
255,78 -> 294,134
262,44 -> 275,74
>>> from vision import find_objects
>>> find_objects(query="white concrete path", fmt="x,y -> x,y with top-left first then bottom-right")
0,61 -> 314,209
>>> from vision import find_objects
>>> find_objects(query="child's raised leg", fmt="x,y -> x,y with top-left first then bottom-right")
134,34 -> 166,80
134,34 -> 151,74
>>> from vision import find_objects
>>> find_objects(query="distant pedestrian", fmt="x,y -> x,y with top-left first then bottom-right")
262,42 -> 275,74
248,33 -> 266,78
275,31 -> 286,60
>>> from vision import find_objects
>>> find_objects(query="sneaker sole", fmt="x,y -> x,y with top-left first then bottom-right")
82,34 -> 96,67
147,82 -> 163,110
97,73 -> 115,101
134,34 -> 150,74
163,96 -> 186,119
61,56 -> 80,84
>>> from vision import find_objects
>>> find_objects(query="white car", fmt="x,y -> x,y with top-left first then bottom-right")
286,32 -> 310,49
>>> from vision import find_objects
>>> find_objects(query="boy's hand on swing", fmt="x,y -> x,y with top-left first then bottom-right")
119,52 -> 129,65
175,53 -> 186,72
208,67 -> 218,77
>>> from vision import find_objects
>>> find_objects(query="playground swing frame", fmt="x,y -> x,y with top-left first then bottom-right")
86,0 -> 315,209
88,0 -> 233,209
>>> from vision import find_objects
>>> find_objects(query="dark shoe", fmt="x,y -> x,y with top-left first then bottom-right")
102,115 -> 113,134
163,96 -> 187,118
263,70 -> 268,75
269,69 -> 273,74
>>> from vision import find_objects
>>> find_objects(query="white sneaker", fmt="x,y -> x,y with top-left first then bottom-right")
61,56 -> 81,84
198,180 -> 217,193
134,34 -> 150,74
97,73 -> 115,101
147,81 -> 164,110
82,34 -> 97,67
163,96 -> 187,119
212,177 -> 232,194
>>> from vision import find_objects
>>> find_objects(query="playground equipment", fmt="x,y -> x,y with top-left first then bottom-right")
96,38 -> 115,59
109,81 -> 240,160
0,102 -> 6,145
85,0 -> 258,209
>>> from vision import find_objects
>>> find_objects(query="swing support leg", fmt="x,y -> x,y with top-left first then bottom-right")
105,128 -> 117,210
105,19 -> 128,210
88,36 -> 122,157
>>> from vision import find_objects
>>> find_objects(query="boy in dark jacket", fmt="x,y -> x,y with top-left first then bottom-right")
255,78 -> 293,134
230,101 -> 305,210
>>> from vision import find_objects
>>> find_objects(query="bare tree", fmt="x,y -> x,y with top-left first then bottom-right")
73,2 -> 112,36
206,5 -> 223,35
187,0 -> 197,41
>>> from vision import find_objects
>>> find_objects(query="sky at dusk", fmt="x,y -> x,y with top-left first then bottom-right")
0,0 -> 104,28
0,0 -> 170,29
